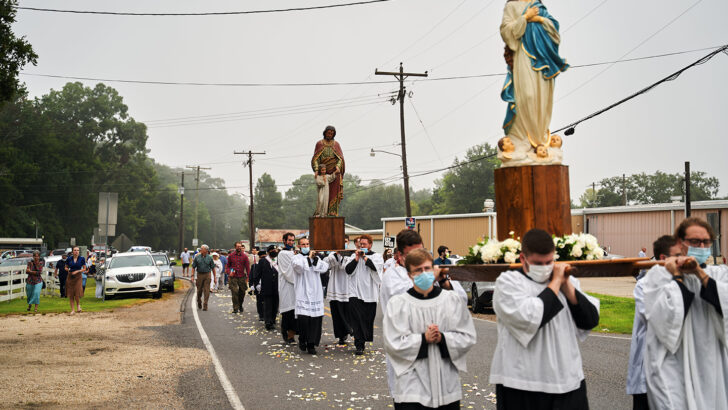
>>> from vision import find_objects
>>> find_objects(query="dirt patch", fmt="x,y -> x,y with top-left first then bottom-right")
0,280 -> 210,409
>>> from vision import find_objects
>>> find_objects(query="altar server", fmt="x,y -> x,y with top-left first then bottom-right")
292,237 -> 329,355
345,234 -> 383,355
626,235 -> 682,410
277,232 -> 297,344
490,228 -> 600,409
325,249 -> 352,345
642,217 -> 728,410
383,248 -> 476,409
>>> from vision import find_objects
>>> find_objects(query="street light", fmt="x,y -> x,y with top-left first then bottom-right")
370,148 -> 402,158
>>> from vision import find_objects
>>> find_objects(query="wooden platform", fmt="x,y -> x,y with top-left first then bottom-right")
309,217 -> 345,250
494,164 -> 572,240
446,257 -> 652,282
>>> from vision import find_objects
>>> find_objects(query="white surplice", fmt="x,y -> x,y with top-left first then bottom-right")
489,270 -> 599,393
277,250 -> 296,313
642,264 -> 728,410
348,252 -> 383,303
325,252 -> 350,302
626,271 -> 648,395
383,288 -> 477,407
292,253 -> 329,317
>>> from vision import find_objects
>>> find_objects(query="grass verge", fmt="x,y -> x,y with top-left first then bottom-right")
0,278 -> 182,316
587,292 -> 634,335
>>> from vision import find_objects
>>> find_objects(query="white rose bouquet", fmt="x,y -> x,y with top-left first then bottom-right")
459,232 -> 522,265
553,233 -> 605,261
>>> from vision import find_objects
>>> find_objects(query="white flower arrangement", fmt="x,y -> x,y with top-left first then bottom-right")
460,234 -> 522,265
459,232 -> 604,264
554,233 -> 605,261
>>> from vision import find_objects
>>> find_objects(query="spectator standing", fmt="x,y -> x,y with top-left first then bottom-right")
211,252 -> 222,293
226,241 -> 251,314
219,251 -> 228,286
65,246 -> 86,315
53,253 -> 68,298
180,248 -> 191,277
627,235 -> 682,410
383,248 -> 476,409
25,251 -> 44,313
638,247 -> 647,258
433,246 -> 452,266
192,244 -> 215,311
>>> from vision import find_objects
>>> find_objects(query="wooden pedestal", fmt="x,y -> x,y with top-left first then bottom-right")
494,165 -> 572,240
309,217 -> 345,251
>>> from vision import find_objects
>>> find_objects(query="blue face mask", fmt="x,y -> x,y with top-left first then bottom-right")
413,271 -> 435,290
687,246 -> 711,265
300,247 -> 310,255
284,244 -> 293,250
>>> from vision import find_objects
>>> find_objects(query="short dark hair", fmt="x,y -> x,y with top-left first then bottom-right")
282,232 -> 295,242
437,245 -> 448,255
396,229 -> 422,252
521,229 -> 555,256
298,237 -> 309,245
653,235 -> 677,259
344,235 -> 349,240
675,217 -> 715,241
405,248 -> 433,273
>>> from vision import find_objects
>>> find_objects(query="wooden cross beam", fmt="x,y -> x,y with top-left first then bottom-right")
446,257 -> 662,282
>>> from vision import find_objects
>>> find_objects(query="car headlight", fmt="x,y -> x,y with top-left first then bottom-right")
105,275 -> 115,281
162,270 -> 173,277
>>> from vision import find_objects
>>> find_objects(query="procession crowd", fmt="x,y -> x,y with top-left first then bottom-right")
184,217 -> 726,410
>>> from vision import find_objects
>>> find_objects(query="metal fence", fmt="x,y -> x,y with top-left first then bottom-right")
0,265 -> 60,302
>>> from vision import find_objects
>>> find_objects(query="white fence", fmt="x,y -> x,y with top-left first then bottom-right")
0,265 -> 60,302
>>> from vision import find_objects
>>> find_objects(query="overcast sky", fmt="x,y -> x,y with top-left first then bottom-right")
14,0 -> 728,205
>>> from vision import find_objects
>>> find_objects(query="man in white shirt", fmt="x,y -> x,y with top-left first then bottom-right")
490,228 -> 600,409
180,248 -> 191,277
345,234 -> 383,355
626,235 -> 682,410
642,217 -> 728,410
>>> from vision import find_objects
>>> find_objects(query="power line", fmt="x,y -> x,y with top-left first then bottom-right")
553,44 -> 728,135
14,0 -> 394,16
21,45 -> 719,89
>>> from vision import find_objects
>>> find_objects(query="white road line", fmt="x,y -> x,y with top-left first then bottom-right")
472,316 -> 631,340
191,287 -> 246,410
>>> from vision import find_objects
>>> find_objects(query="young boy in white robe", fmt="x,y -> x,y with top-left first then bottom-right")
383,248 -> 476,410
325,249 -> 352,345
642,217 -> 728,410
490,228 -> 600,409
292,237 -> 329,355
626,235 -> 682,410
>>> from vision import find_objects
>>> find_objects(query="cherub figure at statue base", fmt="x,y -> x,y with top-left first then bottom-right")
498,133 -> 563,167
314,165 -> 339,217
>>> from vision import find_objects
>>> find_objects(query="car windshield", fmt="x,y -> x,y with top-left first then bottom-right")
109,255 -> 154,269
2,258 -> 30,266
152,255 -> 168,265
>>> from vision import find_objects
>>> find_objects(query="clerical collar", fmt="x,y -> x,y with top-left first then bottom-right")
407,286 -> 442,300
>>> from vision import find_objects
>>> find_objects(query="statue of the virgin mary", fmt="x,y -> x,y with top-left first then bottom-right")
498,0 -> 568,166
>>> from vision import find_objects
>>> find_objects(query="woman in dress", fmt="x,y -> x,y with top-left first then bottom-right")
25,251 -> 44,313
65,246 -> 86,315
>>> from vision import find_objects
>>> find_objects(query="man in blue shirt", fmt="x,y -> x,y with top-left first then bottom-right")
433,245 -> 452,265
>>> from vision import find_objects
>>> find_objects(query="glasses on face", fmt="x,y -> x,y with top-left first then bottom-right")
685,238 -> 713,247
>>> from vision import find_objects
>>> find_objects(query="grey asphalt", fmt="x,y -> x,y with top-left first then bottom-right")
166,271 -> 633,409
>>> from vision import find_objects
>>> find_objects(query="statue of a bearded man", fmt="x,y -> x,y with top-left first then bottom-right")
311,125 -> 345,216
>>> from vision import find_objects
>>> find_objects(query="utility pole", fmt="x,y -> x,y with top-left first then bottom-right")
177,172 -> 190,254
592,182 -> 596,207
186,165 -> 211,248
375,62 -> 428,217
622,174 -> 627,206
234,150 -> 266,248
685,161 -> 691,217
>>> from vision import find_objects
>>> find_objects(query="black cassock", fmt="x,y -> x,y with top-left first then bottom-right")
257,257 -> 279,329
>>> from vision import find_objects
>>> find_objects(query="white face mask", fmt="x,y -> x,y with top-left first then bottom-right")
526,262 -> 553,283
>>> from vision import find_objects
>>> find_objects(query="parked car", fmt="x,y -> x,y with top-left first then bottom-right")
103,252 -> 162,299
127,246 -> 152,253
51,249 -> 67,256
151,252 -> 175,292
1,249 -> 35,260
0,256 -> 33,267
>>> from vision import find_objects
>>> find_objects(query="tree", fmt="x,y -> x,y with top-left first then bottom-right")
254,173 -> 284,228
0,0 -> 38,103
580,170 -> 721,208
283,174 -> 317,229
431,143 -> 499,214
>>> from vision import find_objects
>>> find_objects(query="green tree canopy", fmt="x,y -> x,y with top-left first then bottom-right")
0,0 -> 38,103
430,143 -> 498,214
254,173 -> 284,228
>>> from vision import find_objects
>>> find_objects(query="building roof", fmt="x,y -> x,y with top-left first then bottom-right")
256,229 -> 307,243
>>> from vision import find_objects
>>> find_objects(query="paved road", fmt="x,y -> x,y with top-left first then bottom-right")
173,272 -> 633,409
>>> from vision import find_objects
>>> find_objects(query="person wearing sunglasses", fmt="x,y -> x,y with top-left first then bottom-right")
642,217 -> 728,409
